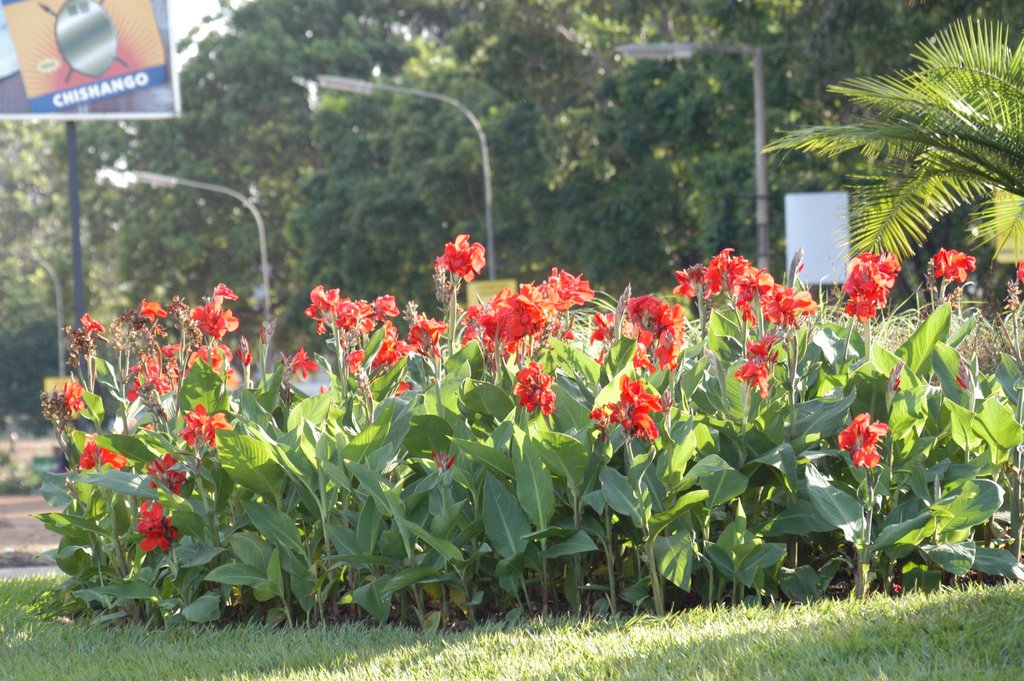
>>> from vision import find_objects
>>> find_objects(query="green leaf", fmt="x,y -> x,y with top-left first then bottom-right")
205,562 -> 269,588
514,432 -> 555,530
351,580 -> 390,623
403,414 -> 453,456
973,547 -> 1024,580
80,388 -> 104,426
217,430 -> 285,501
460,379 -> 515,419
974,397 -> 1023,457
92,434 -> 158,465
791,391 -> 856,447
78,470 -> 158,500
804,464 -> 865,543
933,479 -> 1004,533
182,592 -> 222,623
920,541 -> 976,575
872,511 -> 932,550
179,359 -> 228,413
242,501 -> 304,555
735,543 -> 787,586
599,467 -> 640,524
174,543 -> 224,568
287,390 -> 333,431
654,533 -> 693,590
897,304 -> 951,377
482,475 -> 531,558
398,518 -> 463,563
343,400 -> 395,462
703,468 -> 748,508
452,438 -> 513,479
540,530 -> 598,559
533,430 -> 589,496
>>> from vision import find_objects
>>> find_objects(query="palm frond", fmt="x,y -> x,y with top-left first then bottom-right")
970,189 -> 1024,258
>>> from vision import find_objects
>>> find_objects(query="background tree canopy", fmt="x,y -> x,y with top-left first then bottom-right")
3,0 -> 1024,428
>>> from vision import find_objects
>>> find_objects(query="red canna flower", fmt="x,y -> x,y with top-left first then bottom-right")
62,381 -> 86,414
212,283 -> 238,303
1018,261 -> 1024,285
345,350 -> 365,373
290,347 -> 318,379
372,322 -> 413,371
843,253 -> 901,321
734,335 -> 780,398
432,450 -> 457,471
733,267 -> 775,323
622,296 -> 687,370
514,362 -> 557,415
542,268 -> 595,311
408,316 -> 448,357
80,314 -> 105,334
704,248 -> 752,296
599,375 -> 664,441
79,434 -> 127,471
673,270 -> 696,298
931,249 -> 975,284
761,284 -> 817,327
372,295 -> 400,321
139,299 -> 167,321
146,454 -> 187,494
437,234 -> 487,282
238,337 -> 252,367
137,501 -> 178,552
191,303 -> 240,340
395,381 -> 412,396
494,285 -> 548,344
589,312 -> 615,345
838,413 -> 889,469
305,285 -> 343,335
180,404 -> 232,448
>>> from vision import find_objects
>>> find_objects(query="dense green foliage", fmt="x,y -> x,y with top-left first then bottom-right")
34,238 -> 1024,626
4,576 -> 1024,680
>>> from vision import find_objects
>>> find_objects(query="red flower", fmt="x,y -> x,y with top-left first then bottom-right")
62,381 -> 86,414
180,404 -> 232,448
1018,261 -> 1024,285
494,285 -> 548,344
514,362 -> 557,415
80,314 -> 105,333
79,435 -> 127,471
191,303 -> 240,340
734,267 -> 775,323
542,268 -> 595,311
335,298 -> 376,334
372,322 -> 413,371
437,234 -> 486,282
843,253 -> 901,321
704,248 -> 752,296
395,381 -> 412,396
888,361 -> 904,394
408,317 -> 448,357
761,285 -> 817,327
290,347 -> 318,379
345,350 -> 365,374
372,295 -> 400,321
734,335 -> 780,398
600,375 -> 664,441
305,285 -> 343,335
212,283 -> 238,303
146,454 -> 187,494
139,299 -> 167,321
239,337 -> 252,367
838,413 -> 889,469
673,270 -> 696,298
590,312 -> 615,345
432,450 -> 456,471
622,296 -> 686,370
137,501 -> 178,552
932,249 -> 975,284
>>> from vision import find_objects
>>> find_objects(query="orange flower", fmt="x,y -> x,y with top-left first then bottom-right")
437,234 -> 486,282
62,381 -> 86,414
931,249 -> 975,284
139,299 -> 168,321
79,314 -> 105,333
191,303 -> 240,340
514,362 -> 557,415
761,285 -> 817,327
79,434 -> 127,471
290,347 -> 318,379
843,253 -> 900,321
146,454 -> 187,494
541,268 -> 595,311
408,317 -> 448,357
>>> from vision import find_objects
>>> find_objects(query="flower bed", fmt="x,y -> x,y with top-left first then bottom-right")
38,238 -> 1024,626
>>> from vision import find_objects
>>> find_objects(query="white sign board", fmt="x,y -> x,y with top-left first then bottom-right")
785,191 -> 849,285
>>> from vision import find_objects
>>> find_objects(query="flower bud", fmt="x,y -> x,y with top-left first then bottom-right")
888,360 -> 904,394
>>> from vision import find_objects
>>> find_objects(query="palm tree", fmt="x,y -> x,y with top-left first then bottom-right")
766,20 -> 1024,260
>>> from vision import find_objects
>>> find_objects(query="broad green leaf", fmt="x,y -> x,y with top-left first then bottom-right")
735,542 -> 787,586
351,580 -> 390,623
398,518 -> 463,563
460,379 -> 515,419
533,430 -> 589,496
804,464 -> 864,543
514,433 -> 555,530
242,501 -> 304,555
540,530 -> 598,559
973,547 -> 1024,580
174,543 -> 224,568
920,541 -> 976,575
403,414 -> 453,456
973,397 -> 1023,457
217,430 -> 285,501
655,533 -> 693,590
179,359 -> 228,413
452,438 -> 513,478
205,562 -> 269,588
92,434 -> 158,465
181,593 -> 222,623
933,479 -> 1004,533
791,391 -> 856,447
703,468 -> 748,508
896,303 -> 950,377
287,390 -> 333,431
483,475 -> 531,558
872,511 -> 932,550
344,401 -> 395,462
78,470 -> 157,500
599,467 -> 640,524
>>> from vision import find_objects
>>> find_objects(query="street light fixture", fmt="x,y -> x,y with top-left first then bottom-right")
314,74 -> 497,280
98,168 -> 274,327
616,42 -> 770,270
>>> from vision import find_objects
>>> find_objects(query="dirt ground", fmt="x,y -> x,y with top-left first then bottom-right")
0,437 -> 61,568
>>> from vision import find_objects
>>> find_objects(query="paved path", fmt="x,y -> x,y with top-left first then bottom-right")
0,494 -> 59,578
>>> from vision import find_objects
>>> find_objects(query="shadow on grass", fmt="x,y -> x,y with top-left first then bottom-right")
2,578 -> 1023,680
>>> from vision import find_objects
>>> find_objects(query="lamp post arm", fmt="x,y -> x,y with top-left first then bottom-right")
154,176 -> 273,325
370,82 -> 496,280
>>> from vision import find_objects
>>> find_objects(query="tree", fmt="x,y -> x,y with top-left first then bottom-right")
767,20 -> 1024,260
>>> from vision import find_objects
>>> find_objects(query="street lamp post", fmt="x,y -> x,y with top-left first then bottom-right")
616,42 -> 770,270
0,248 -> 64,376
99,169 -> 274,327
314,74 -> 497,280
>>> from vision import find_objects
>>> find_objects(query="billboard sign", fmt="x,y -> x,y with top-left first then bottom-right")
0,0 -> 178,119
785,191 -> 849,285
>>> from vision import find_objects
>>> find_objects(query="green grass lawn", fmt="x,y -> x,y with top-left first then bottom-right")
2,578 -> 1024,680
